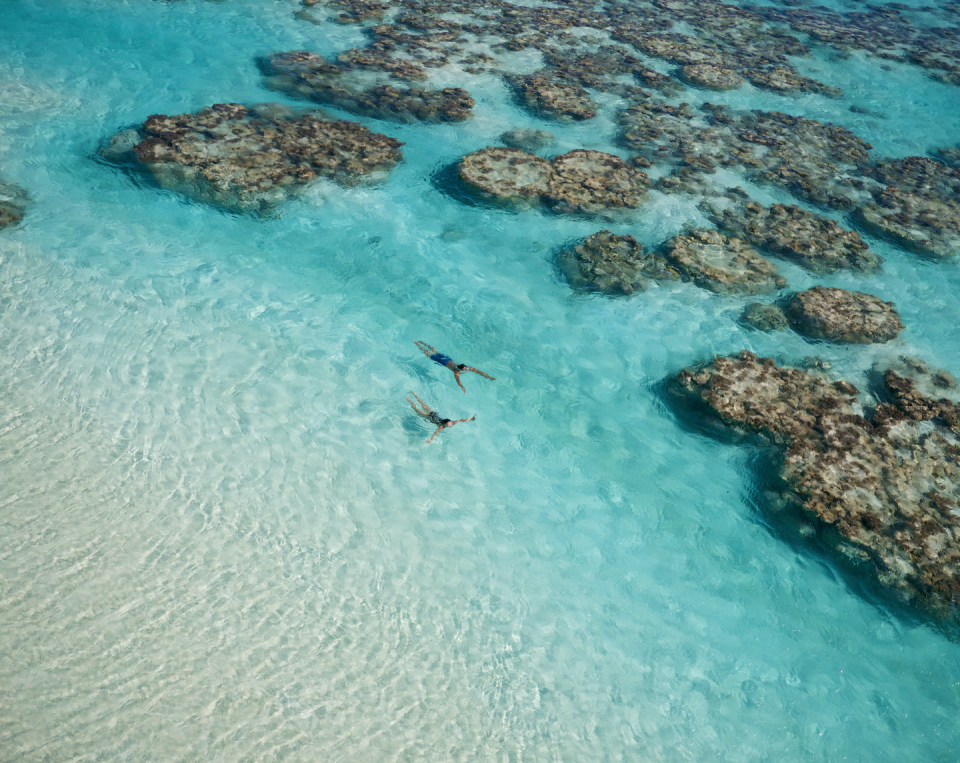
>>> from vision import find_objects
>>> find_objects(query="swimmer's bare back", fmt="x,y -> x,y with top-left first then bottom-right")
414,340 -> 495,393
406,391 -> 476,444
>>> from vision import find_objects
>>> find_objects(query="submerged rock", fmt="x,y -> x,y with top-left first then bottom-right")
507,73 -> 598,121
457,147 -> 554,207
101,103 -> 403,213
856,157 -> 960,259
743,66 -> 843,97
545,150 -> 650,214
0,178 -> 30,229
558,230 -> 679,295
880,356 -> 960,408
500,128 -> 555,152
262,50 -> 474,123
939,145 -> 960,168
741,302 -> 789,332
457,147 -> 650,214
706,201 -> 882,274
681,64 -> 743,90
671,351 -> 960,620
662,229 -> 786,295
786,286 -> 904,344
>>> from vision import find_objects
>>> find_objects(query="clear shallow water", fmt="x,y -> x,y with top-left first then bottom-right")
1,0 -> 959,760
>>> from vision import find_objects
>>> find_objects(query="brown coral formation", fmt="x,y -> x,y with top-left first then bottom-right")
558,230 -> 679,295
706,201 -> 882,274
742,66 -> 843,98
620,103 -> 876,209
786,286 -> 904,344
103,103 -> 403,213
457,147 -> 650,214
740,302 -> 789,332
262,50 -> 474,123
856,157 -> 960,259
662,229 -> 786,295
681,64 -> 743,91
457,147 -> 554,206
507,73 -> 597,121
500,128 -> 554,152
754,3 -> 960,88
671,351 -> 960,619
0,178 -> 29,229
546,150 -> 651,214
621,100 -> 960,260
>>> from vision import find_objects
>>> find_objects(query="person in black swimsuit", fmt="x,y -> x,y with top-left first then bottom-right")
414,340 -> 495,393
406,392 -> 476,443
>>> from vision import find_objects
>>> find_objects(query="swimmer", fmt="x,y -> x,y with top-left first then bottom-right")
406,392 -> 476,444
414,340 -> 495,393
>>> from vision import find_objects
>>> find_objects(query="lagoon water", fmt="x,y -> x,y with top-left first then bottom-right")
1,0 -> 959,760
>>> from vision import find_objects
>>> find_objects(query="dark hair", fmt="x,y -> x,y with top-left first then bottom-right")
440,418 -> 452,426
457,364 -> 467,370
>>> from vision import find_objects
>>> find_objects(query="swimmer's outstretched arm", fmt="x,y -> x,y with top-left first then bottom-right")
462,365 -> 495,380
452,369 -> 467,393
414,340 -> 437,357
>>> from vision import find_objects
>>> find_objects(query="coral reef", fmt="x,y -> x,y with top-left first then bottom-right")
546,150 -> 651,214
457,147 -> 554,207
507,73 -> 597,121
558,230 -> 679,295
705,200 -> 882,274
0,178 -> 30,229
786,286 -> 904,344
500,128 -> 554,152
741,302 -> 788,332
680,64 -> 743,91
622,101 -> 960,260
755,3 -> 960,88
856,157 -> 960,258
457,147 -> 650,214
262,50 -> 474,123
101,103 -> 403,213
662,229 -> 786,295
671,351 -> 960,619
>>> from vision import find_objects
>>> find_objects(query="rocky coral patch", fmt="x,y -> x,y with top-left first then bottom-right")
938,145 -> 960,168
295,0 -> 846,114
620,103 -> 876,209
102,103 -> 403,213
507,73 -> 597,121
786,285 -> 904,344
742,66 -> 843,98
558,230 -> 679,295
457,147 -> 554,206
262,50 -> 474,123
671,351 -> 960,620
741,302 -> 788,332
662,229 -> 786,295
856,157 -> 960,258
0,178 -> 30,229
457,147 -> 650,214
755,3 -> 960,88
706,200 -> 882,274
621,100 -> 960,260
546,150 -> 651,214
500,128 -> 554,152
681,64 -> 743,91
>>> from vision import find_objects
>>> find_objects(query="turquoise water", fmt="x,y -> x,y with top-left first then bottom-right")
1,0 -> 959,760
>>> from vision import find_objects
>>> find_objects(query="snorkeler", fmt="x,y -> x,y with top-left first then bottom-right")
406,392 -> 476,444
414,340 -> 495,393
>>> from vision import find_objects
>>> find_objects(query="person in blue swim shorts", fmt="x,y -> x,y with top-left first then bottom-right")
414,340 -> 495,393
